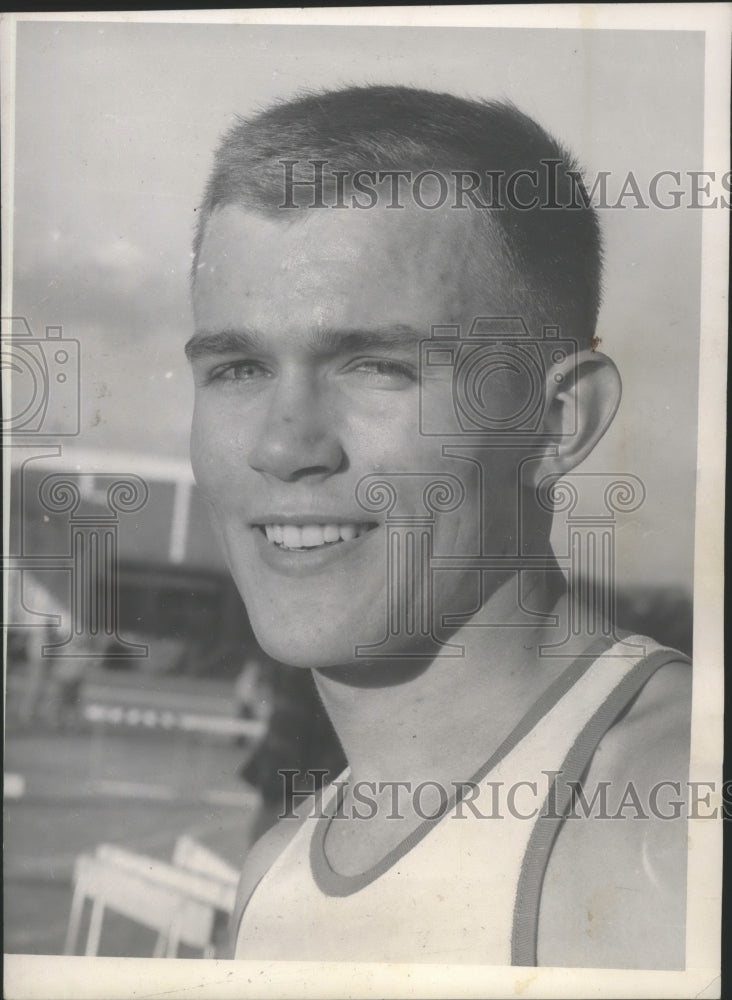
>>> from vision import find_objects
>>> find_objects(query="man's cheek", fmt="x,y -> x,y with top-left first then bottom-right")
189,417 -> 213,485
209,514 -> 235,572
191,421 -> 237,491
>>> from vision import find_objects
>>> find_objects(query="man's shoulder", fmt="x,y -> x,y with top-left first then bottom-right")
537,651 -> 692,968
600,647 -> 692,782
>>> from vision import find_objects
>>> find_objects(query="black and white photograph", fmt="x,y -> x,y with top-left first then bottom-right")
2,7 -> 727,999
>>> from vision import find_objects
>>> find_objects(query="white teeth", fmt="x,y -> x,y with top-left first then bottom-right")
262,523 -> 373,549
282,525 -> 301,548
301,525 -> 324,548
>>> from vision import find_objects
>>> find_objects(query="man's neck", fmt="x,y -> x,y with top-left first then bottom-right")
312,569 -> 571,792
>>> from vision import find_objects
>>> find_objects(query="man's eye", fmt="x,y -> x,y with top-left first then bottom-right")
205,360 -> 271,384
348,359 -> 417,384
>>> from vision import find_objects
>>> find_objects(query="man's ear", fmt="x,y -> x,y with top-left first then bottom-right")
536,348 -> 622,478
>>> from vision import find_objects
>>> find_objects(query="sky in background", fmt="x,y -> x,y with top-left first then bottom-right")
10,21 -> 704,589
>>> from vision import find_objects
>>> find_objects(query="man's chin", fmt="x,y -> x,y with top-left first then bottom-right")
249,619 -> 444,680
238,579 -> 389,668
249,619 -> 381,671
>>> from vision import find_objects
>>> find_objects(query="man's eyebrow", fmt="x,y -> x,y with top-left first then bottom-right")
184,324 -> 425,361
314,325 -> 425,354
184,328 -> 264,361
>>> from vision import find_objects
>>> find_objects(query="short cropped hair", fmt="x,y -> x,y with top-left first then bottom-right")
194,85 -> 602,340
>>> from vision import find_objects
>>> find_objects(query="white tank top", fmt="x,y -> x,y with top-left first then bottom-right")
234,636 -> 688,965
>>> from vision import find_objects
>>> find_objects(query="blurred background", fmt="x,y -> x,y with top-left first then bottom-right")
4,20 -> 700,957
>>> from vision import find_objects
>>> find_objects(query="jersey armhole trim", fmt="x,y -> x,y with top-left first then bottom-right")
510,646 -> 691,967
228,782 -> 342,957
229,871 -> 265,957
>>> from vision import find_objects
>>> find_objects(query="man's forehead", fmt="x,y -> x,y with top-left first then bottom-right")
195,201 -> 497,276
192,202 -> 515,338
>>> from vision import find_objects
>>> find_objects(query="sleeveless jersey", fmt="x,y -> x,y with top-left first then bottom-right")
234,635 -> 689,964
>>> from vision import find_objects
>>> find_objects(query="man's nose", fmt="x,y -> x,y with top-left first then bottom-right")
247,377 -> 345,482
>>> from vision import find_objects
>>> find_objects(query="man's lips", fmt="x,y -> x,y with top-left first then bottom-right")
256,522 -> 377,550
249,519 -> 380,575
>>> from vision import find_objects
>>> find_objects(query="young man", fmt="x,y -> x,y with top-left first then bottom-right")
185,86 -> 691,968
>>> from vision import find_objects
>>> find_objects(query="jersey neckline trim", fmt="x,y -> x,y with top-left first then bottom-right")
310,633 -> 622,897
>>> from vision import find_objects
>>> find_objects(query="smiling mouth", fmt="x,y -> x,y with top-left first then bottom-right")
256,523 -> 378,551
